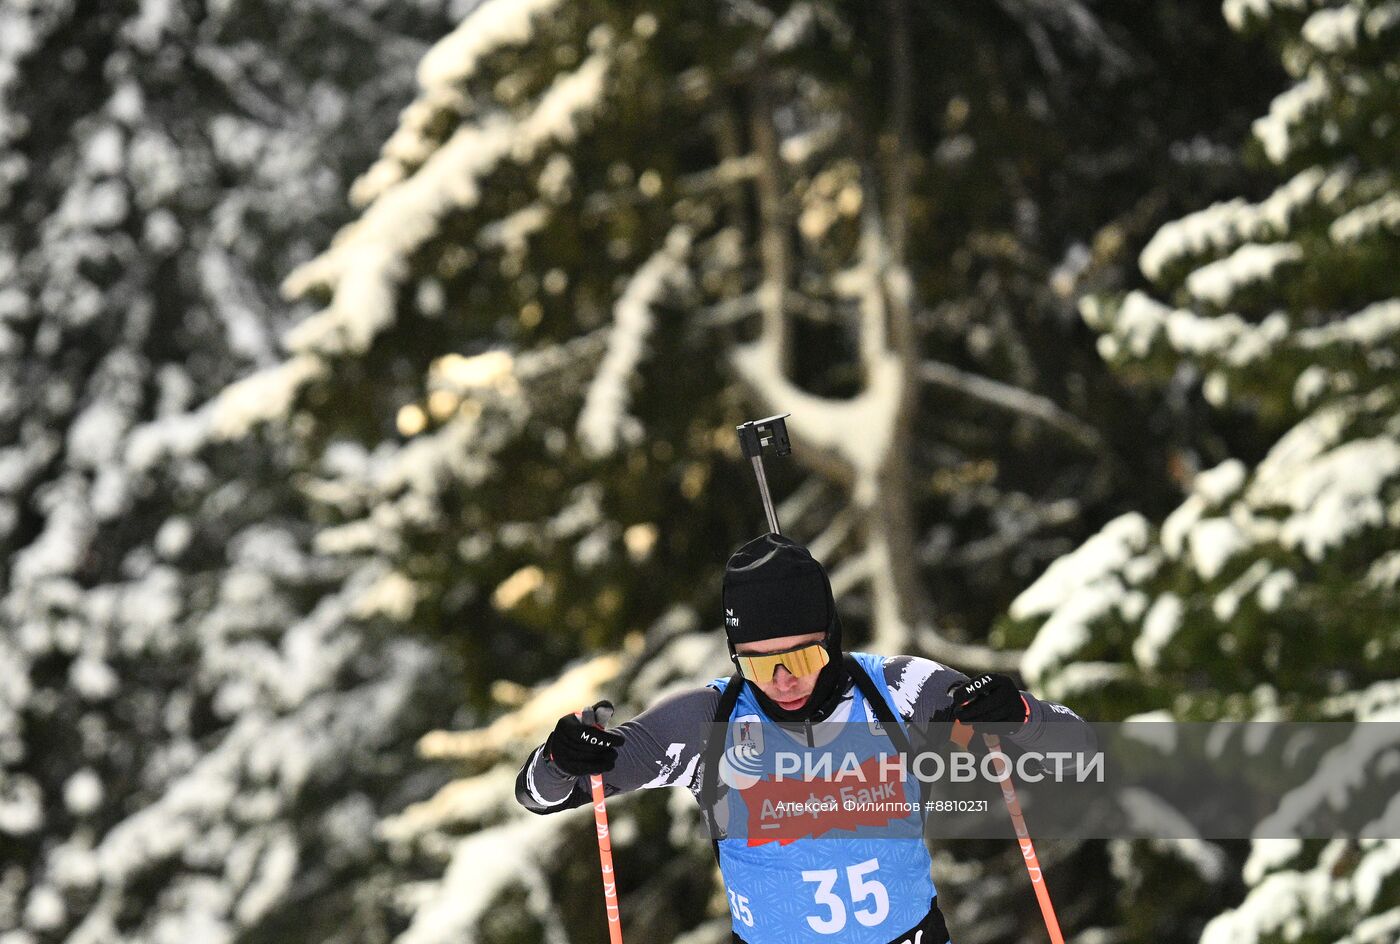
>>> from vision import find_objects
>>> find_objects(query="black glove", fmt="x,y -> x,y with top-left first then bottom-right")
545,700 -> 625,776
948,674 -> 1029,730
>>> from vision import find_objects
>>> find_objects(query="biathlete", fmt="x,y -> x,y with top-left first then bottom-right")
517,533 -> 1093,943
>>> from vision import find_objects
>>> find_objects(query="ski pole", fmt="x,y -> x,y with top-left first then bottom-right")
577,705 -> 624,944
952,723 -> 1065,944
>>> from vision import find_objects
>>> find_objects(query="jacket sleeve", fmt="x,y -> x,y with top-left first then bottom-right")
515,685 -> 721,815
883,655 -> 1097,762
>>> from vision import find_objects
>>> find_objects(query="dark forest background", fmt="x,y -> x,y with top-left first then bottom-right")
1,0 -> 1396,941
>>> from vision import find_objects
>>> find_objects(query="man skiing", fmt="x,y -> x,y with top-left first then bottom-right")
517,532 -> 1094,943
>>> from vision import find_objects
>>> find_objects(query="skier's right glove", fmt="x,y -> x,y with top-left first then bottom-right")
545,700 -> 625,776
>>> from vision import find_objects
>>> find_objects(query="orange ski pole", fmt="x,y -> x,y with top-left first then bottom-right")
577,708 -> 624,944
979,726 -> 1065,944
948,723 -> 1064,944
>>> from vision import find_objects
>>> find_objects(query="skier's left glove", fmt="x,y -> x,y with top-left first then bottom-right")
948,674 -> 1029,730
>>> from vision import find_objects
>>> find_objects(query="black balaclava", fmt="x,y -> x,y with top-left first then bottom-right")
722,533 -> 848,723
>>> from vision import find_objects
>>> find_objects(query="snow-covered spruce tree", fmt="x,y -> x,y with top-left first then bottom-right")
232,0 -> 1287,687
200,0 -> 1287,941
0,2 -> 465,943
1003,0 -> 1400,939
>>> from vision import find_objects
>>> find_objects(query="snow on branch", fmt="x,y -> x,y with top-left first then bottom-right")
1202,834 -> 1400,944
88,588 -> 438,942
391,813 -> 569,944
351,90 -> 466,207
1246,411 -> 1400,562
418,0 -> 569,95
1137,165 -> 1350,283
309,334 -> 615,563
1088,291 -> 1289,371
1223,0 -> 1312,33
1252,69 -> 1330,166
1089,292 -> 1400,400
352,0 -> 569,204
1012,512 -> 1153,684
10,475 -> 94,584
378,766 -> 517,843
383,641 -> 675,944
1185,242 -> 1303,308
576,227 -> 692,457
1018,386 -> 1398,694
417,653 -> 623,761
731,338 -> 902,505
1296,298 -> 1400,348
281,53 -> 611,359
1301,4 -> 1364,53
1329,193 -> 1400,244
209,355 -> 327,440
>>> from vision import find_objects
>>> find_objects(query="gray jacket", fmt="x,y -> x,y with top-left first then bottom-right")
516,655 -> 1094,815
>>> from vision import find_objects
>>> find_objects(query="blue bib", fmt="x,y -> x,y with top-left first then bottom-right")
708,652 -> 937,942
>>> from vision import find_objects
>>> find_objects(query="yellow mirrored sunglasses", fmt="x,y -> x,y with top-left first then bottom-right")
734,641 -> 830,683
